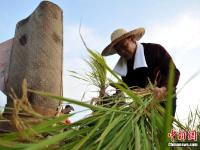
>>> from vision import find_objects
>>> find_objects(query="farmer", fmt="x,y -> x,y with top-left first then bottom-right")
101,27 -> 180,116
56,104 -> 74,124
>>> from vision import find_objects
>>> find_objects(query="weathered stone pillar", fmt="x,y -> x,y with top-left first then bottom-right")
4,1 -> 63,118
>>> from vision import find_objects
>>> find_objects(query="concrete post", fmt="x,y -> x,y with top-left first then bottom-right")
4,1 -> 63,118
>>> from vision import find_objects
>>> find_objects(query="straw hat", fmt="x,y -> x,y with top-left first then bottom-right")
101,27 -> 145,56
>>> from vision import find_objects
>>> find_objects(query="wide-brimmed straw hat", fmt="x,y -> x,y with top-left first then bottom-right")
101,27 -> 145,56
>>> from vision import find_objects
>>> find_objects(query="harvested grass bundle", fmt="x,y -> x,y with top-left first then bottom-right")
0,50 -> 199,150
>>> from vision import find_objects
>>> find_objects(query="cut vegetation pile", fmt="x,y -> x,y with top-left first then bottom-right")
0,49 -> 199,150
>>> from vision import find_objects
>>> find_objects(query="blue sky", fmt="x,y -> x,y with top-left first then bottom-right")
1,0 -> 200,123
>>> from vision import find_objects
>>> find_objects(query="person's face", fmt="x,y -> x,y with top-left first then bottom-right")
114,37 -> 136,60
62,108 -> 71,114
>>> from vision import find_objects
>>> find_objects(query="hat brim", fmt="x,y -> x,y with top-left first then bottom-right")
101,27 -> 145,56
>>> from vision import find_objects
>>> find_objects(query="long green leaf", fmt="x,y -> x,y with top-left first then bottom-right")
72,117 -> 105,150
24,130 -> 73,150
28,89 -> 131,115
97,114 -> 124,150
162,62 -> 175,150
135,124 -> 141,150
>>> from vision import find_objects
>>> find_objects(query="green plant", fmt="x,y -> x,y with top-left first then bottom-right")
0,49 -> 199,150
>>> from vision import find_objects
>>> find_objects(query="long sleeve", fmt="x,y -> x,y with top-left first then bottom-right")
156,44 -> 180,89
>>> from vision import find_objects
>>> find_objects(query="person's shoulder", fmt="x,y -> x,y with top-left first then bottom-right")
141,42 -> 164,48
141,43 -> 167,53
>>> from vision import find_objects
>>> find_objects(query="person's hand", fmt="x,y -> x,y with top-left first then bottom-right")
153,87 -> 167,101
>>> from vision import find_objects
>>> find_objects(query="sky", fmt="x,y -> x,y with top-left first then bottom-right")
0,0 -> 200,123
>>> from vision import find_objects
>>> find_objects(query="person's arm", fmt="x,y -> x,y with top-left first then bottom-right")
157,44 -> 180,89
154,44 -> 180,101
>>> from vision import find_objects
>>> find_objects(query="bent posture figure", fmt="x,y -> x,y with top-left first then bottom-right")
101,28 -> 180,116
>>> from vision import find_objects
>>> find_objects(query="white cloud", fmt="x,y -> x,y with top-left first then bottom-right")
0,91 -> 6,111
143,13 -> 200,56
63,24 -> 104,100
64,24 -> 105,56
63,25 -> 106,121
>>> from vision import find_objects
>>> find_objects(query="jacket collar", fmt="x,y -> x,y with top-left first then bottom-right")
113,42 -> 148,76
